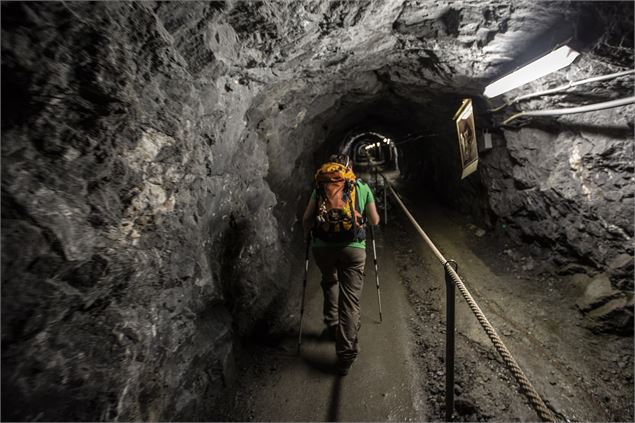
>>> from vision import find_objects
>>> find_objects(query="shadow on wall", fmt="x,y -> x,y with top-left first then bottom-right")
214,213 -> 249,310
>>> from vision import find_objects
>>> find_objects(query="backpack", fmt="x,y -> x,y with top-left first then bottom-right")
313,162 -> 366,243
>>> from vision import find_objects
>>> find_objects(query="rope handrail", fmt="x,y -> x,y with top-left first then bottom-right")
379,174 -> 557,422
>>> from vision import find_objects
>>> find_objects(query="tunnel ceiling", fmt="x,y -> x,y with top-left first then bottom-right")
223,1 -> 629,93
233,0 -> 632,165
1,1 -> 633,421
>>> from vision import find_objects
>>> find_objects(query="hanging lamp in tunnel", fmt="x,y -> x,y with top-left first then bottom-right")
484,45 -> 580,98
343,131 -> 392,154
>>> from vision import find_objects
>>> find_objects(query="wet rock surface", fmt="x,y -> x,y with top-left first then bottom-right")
1,0 -> 633,420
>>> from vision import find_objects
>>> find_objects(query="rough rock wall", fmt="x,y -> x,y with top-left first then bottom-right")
482,111 -> 633,285
479,4 -> 634,292
1,2 -> 280,420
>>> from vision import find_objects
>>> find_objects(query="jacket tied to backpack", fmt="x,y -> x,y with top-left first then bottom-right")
313,162 -> 366,243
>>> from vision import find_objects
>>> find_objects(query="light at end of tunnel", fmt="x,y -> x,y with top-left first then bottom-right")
483,45 -> 580,98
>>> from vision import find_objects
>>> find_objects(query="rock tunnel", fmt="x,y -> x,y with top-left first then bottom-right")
1,1 -> 633,421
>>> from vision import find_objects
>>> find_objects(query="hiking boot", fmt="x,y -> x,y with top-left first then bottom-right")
322,325 -> 337,341
336,360 -> 352,376
328,325 -> 337,341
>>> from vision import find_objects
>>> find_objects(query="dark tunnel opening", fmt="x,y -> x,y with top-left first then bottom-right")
299,90 -> 495,225
344,132 -> 399,172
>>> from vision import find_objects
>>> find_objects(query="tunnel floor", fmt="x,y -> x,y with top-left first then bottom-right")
213,175 -> 633,422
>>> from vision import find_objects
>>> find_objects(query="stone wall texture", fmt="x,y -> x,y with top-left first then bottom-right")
2,1 -> 632,420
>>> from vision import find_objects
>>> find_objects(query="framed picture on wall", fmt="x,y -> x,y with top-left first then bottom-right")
453,99 -> 478,179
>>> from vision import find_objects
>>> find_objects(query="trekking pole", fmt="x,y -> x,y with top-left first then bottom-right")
369,225 -> 383,322
298,232 -> 311,353
382,174 -> 387,224
374,164 -> 379,191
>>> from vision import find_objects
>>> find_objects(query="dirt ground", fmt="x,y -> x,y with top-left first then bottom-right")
213,176 -> 634,422
385,191 -> 633,422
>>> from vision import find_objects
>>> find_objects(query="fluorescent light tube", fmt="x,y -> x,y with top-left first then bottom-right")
483,45 -> 580,98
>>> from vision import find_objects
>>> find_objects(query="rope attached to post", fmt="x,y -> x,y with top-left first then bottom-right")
445,265 -> 557,422
383,176 -> 557,422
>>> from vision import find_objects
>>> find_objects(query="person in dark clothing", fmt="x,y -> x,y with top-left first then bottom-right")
302,154 -> 380,375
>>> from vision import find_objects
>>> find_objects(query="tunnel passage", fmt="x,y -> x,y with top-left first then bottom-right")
342,131 -> 399,172
1,1 -> 633,421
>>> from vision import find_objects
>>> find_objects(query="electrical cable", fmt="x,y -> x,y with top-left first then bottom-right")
490,69 -> 635,112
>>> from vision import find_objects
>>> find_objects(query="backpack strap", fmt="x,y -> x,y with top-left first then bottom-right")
349,185 -> 357,236
353,181 -> 362,216
352,182 -> 367,241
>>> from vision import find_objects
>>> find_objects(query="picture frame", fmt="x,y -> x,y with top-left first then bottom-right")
453,99 -> 478,179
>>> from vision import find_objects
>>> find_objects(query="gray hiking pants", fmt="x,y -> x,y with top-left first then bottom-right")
312,246 -> 366,365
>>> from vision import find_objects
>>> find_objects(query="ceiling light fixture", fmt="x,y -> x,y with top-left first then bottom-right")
483,45 -> 580,98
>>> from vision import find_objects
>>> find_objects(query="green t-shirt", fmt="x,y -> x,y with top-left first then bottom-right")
311,180 -> 375,249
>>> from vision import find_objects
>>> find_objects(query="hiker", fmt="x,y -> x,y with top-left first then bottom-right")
302,153 -> 380,375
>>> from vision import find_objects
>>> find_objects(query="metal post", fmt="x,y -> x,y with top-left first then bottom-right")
382,178 -> 557,422
444,260 -> 457,422
383,179 -> 387,224
374,165 -> 378,191
369,225 -> 383,322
